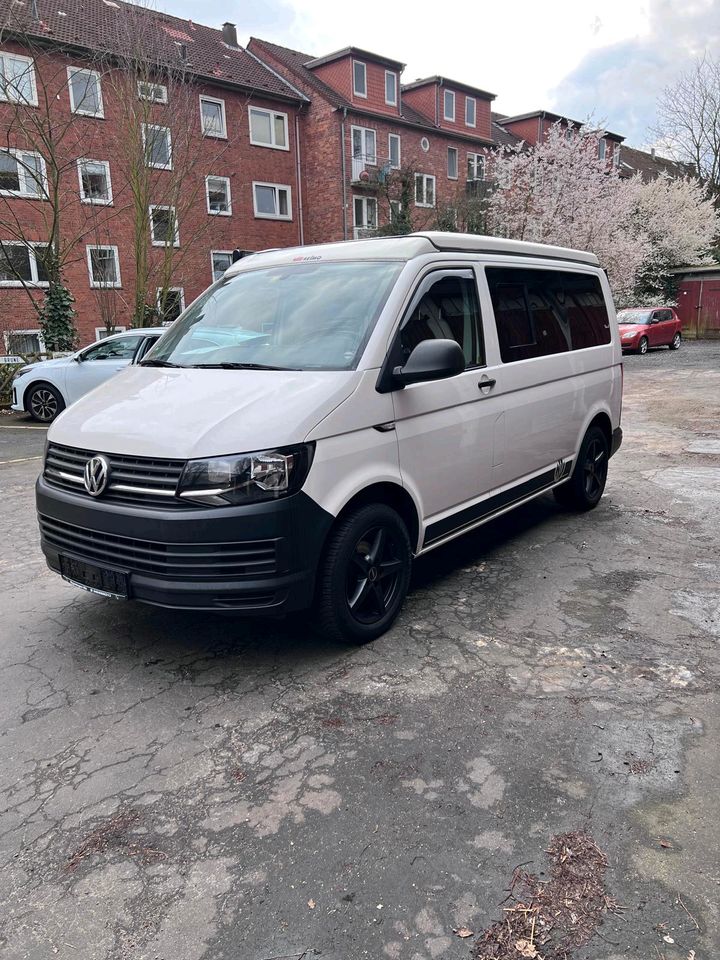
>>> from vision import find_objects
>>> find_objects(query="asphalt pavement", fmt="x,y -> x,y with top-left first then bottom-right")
1,341 -> 718,960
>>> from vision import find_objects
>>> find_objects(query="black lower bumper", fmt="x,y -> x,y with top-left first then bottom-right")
610,426 -> 623,458
36,476 -> 334,614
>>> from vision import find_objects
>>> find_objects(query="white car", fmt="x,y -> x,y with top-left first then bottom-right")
37,233 -> 622,645
11,328 -> 165,422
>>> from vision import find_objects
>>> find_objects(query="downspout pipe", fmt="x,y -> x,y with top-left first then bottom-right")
295,111 -> 304,245
341,107 -> 348,240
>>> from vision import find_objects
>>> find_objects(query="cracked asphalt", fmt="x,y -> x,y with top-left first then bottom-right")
1,341 -> 719,960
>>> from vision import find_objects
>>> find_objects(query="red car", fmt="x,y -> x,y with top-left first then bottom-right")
617,307 -> 682,354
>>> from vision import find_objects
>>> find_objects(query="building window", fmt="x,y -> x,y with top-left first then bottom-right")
443,89 -> 455,122
142,123 -> 172,169
87,245 -> 121,288
77,159 -> 112,204
149,205 -> 179,246
415,173 -> 435,207
6,329 -> 45,354
353,60 -> 367,98
468,153 -> 485,181
352,196 -> 378,238
95,326 -> 127,340
420,136 -> 430,153
137,80 -> 167,103
211,250 -> 234,282
0,149 -> 46,198
351,125 -> 377,177
465,96 -> 476,127
248,107 -> 288,149
598,139 -> 607,160
388,134 -> 401,169
252,182 -> 292,220
156,287 -> 185,323
200,96 -> 227,138
0,242 -> 49,286
0,52 -> 37,105
447,147 -> 458,179
385,71 -> 397,106
206,175 -> 231,215
67,67 -> 104,117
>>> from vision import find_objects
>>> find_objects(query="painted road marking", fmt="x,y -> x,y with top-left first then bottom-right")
0,456 -> 43,464
0,424 -> 48,430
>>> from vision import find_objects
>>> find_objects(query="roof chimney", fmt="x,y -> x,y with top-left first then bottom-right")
650,147 -> 656,158
222,22 -> 238,47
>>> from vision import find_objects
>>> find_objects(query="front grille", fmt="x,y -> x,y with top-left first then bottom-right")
44,443 -> 187,508
39,515 -> 280,580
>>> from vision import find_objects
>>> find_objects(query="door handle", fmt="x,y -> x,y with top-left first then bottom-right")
478,377 -> 496,391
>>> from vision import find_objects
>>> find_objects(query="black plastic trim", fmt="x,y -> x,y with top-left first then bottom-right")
610,426 -> 623,458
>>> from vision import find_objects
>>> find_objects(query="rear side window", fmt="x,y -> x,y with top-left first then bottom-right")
655,309 -> 674,321
400,272 -> 484,368
486,267 -> 610,362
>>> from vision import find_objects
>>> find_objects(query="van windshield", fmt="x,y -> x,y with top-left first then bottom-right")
144,260 -> 404,371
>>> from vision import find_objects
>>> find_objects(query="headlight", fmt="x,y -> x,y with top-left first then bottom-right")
176,443 -> 315,506
12,366 -> 33,381
622,331 -> 636,339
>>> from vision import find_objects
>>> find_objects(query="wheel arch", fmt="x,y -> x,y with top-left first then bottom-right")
330,482 -> 421,555
23,379 -> 66,412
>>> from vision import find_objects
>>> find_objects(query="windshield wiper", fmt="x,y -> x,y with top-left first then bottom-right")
189,362 -> 299,371
140,359 -> 185,368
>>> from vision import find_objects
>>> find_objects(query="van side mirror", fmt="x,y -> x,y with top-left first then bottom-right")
392,339 -> 465,388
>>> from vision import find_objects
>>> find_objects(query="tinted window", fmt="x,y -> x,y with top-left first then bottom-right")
486,267 -> 610,362
400,273 -> 483,368
82,336 -> 142,361
655,309 -> 673,321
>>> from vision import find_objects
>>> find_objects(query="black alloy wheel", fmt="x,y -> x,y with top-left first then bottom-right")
582,435 -> 608,503
553,425 -> 610,511
315,503 -> 412,645
27,384 -> 65,423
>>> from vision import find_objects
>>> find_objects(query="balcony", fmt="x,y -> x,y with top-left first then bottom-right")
351,154 -> 394,187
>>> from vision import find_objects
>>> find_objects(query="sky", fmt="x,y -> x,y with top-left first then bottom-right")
160,0 -> 720,149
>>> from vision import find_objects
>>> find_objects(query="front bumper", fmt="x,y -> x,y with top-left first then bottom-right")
36,475 -> 334,614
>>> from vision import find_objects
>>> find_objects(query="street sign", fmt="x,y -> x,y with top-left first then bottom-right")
0,356 -> 23,365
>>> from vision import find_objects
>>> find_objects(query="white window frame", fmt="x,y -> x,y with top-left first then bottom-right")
137,80 -> 167,103
352,195 -> 378,238
0,52 -> 38,106
248,107 -> 289,151
95,325 -> 127,340
142,123 -> 173,170
351,125 -> 377,166
149,205 -> 180,246
67,67 -> 104,118
447,146 -> 458,180
156,286 -> 185,320
467,152 -> 485,181
0,148 -> 47,198
76,158 -> 113,205
598,138 -> 607,160
443,89 -> 455,122
0,241 -> 50,287
388,133 -> 401,170
205,175 -> 232,216
211,250 -> 234,282
252,181 -> 292,221
200,95 -> 227,139
385,70 -> 397,106
414,173 -> 436,208
353,60 -> 367,98
86,244 -> 122,288
4,328 -> 46,354
465,96 -> 476,128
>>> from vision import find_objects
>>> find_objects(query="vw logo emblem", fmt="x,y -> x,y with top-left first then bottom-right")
84,455 -> 110,496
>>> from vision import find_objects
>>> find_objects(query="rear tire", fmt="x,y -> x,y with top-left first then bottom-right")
637,336 -> 649,355
26,383 -> 65,423
669,332 -> 681,350
553,425 -> 609,512
314,503 -> 412,645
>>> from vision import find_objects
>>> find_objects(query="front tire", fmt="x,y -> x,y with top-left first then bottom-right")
26,383 -> 65,423
669,332 -> 681,350
637,336 -> 649,355
314,503 -> 412,645
553,426 -> 609,512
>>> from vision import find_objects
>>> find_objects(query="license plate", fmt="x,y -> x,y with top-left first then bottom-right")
59,555 -> 129,599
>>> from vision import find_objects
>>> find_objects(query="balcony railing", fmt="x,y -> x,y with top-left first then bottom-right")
351,154 -> 394,186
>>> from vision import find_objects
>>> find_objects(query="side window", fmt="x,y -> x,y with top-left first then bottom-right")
82,336 -> 142,361
400,273 -> 483,368
656,309 -> 673,322
486,267 -> 610,361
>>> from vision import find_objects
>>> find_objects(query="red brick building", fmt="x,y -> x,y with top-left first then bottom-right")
248,40 -> 499,243
494,110 -> 624,164
0,0 -> 306,352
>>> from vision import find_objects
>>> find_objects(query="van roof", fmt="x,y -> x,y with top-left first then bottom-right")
226,232 -> 600,275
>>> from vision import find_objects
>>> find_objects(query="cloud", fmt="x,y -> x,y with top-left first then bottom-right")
551,0 -> 720,148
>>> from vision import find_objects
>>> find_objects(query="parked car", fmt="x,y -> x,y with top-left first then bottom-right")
617,307 -> 682,354
11,328 -> 166,422
36,233 -> 623,645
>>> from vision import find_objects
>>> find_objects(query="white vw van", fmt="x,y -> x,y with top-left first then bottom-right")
37,233 -> 623,644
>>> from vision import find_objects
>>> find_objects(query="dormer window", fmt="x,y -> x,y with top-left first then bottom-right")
443,89 -> 455,122
385,70 -> 397,106
353,60 -> 367,98
598,139 -> 607,160
465,96 -> 476,127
